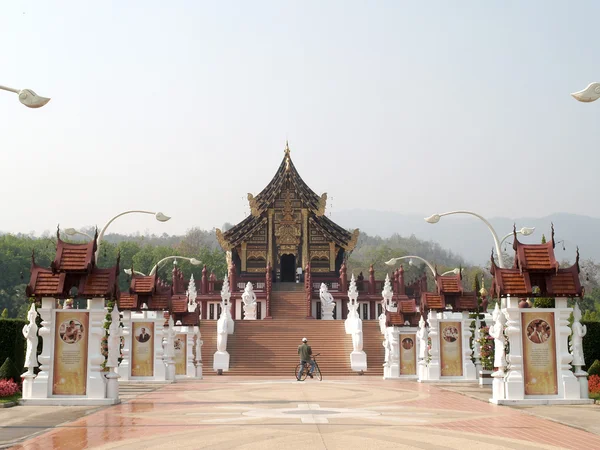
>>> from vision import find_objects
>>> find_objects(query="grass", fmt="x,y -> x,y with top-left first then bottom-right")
590,392 -> 600,402
0,393 -> 21,404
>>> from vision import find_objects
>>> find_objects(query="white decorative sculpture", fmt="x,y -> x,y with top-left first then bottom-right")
344,275 -> 366,372
214,276 -> 232,372
242,282 -> 257,320
22,303 -> 39,374
106,304 -> 121,369
416,315 -> 428,380
381,274 -> 395,312
193,329 -> 203,379
163,315 -> 176,381
489,304 -> 506,371
472,315 -> 482,375
571,303 -> 589,399
187,274 -> 197,313
425,310 -> 441,381
384,327 -> 400,378
320,283 -> 335,320
570,303 -> 587,367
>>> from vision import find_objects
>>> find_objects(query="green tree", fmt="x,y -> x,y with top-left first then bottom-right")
1,308 -> 8,318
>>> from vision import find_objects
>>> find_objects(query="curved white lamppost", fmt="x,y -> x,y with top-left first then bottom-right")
571,82 -> 600,103
0,84 -> 51,108
499,227 -> 536,247
125,257 -> 201,277
385,255 -> 455,278
65,210 -> 170,263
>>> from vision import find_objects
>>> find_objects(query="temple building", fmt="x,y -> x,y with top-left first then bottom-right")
216,143 -> 359,282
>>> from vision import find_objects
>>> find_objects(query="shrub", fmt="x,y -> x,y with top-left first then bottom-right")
0,357 -> 21,383
583,322 -> 600,370
477,326 -> 494,371
589,375 -> 600,395
0,379 -> 20,397
0,319 -> 27,373
587,360 -> 600,377
533,298 -> 554,308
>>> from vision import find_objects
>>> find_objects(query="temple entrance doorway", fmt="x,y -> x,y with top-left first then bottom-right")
280,254 -> 296,282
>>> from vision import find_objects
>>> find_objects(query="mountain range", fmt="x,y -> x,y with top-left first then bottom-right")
330,210 -> 599,265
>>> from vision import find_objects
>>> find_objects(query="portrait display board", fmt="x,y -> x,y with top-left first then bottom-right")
52,311 -> 89,395
522,311 -> 558,395
439,321 -> 463,377
399,333 -> 417,375
175,334 -> 187,376
131,322 -> 154,377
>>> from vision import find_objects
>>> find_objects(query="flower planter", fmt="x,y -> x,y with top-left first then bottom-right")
479,370 -> 493,385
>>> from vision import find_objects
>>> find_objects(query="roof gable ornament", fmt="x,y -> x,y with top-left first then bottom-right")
317,193 -> 327,217
247,193 -> 260,217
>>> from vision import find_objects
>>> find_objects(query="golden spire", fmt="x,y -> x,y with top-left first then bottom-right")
284,140 -> 290,156
284,140 -> 291,171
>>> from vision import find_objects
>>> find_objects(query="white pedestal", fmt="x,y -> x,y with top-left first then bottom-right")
479,370 -> 493,386
105,370 -> 120,401
21,372 -> 35,399
213,351 -> 230,372
575,370 -> 589,399
350,351 -> 367,372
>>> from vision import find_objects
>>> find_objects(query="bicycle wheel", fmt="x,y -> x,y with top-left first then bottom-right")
314,362 -> 322,381
295,363 -> 307,381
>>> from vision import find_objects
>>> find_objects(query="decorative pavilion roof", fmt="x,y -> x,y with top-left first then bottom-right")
118,293 -> 139,311
171,294 -> 188,314
78,266 -> 119,299
26,265 -> 66,297
422,292 -> 444,310
51,230 -> 97,274
513,225 -> 559,272
436,273 -> 463,294
130,274 -> 157,295
490,250 -> 582,298
216,144 -> 359,252
174,310 -> 200,326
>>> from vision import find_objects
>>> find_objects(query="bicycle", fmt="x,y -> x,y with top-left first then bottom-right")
295,353 -> 322,381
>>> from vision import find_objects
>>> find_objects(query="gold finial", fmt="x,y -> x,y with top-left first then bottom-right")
284,140 -> 290,156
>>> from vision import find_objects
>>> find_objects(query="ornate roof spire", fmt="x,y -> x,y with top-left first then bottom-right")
284,140 -> 290,156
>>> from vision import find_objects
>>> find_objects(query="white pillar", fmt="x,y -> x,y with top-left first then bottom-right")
87,298 -> 107,399
556,300 -> 580,399
194,327 -> 203,379
118,310 -> 131,381
426,311 -> 441,381
154,314 -> 166,381
503,306 -> 524,400
462,312 -> 477,380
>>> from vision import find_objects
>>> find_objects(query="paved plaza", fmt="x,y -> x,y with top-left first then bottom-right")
3,377 -> 599,450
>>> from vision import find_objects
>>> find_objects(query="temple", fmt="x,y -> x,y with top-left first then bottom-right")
216,142 -> 359,282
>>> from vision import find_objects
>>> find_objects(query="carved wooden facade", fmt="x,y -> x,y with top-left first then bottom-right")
216,143 -> 359,281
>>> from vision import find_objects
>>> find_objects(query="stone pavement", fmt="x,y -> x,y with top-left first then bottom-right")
4,377 -> 600,449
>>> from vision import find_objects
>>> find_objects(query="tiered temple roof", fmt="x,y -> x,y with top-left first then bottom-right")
26,229 -> 119,300
490,225 -> 583,298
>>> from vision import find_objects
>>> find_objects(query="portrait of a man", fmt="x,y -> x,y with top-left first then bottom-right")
137,327 -> 151,343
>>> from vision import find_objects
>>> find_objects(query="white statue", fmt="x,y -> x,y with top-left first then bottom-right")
381,274 -> 394,311
242,282 -> 257,320
194,331 -> 203,364
382,330 -> 391,367
352,327 -> 363,352
22,303 -> 39,372
489,303 -> 506,370
378,308 -> 387,334
570,303 -> 587,367
345,274 -> 360,334
106,304 -> 121,368
320,283 -> 335,320
167,315 -> 176,357
187,274 -> 197,313
216,313 -> 228,352
416,315 -> 429,360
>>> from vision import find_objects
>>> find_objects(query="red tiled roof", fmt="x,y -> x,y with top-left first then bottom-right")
131,275 -> 156,294
51,238 -> 95,273
79,267 -> 118,298
26,266 -> 65,297
399,298 -> 417,314
456,293 -> 478,311
437,275 -> 462,294
148,294 -> 170,311
118,293 -> 138,310
422,292 -> 444,310
514,240 -> 558,272
177,311 -> 200,326
387,311 -> 405,326
547,266 -> 582,297
171,295 -> 188,313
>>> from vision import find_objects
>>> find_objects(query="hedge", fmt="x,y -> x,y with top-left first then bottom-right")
583,321 -> 600,371
0,319 -> 27,373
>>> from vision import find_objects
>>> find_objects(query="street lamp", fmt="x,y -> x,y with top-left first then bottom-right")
0,84 -> 50,108
499,226 -> 536,247
571,82 -> 600,103
385,255 -> 459,278
125,257 -> 201,277
66,210 -> 170,263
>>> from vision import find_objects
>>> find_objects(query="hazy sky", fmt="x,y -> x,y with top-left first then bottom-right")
2,1 -> 600,238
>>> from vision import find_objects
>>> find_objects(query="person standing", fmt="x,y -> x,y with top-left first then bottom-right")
297,337 -> 315,379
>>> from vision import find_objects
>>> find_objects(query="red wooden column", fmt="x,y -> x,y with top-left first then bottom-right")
201,265 -> 208,295
398,265 -> 406,295
369,265 -> 376,319
305,263 -> 313,318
